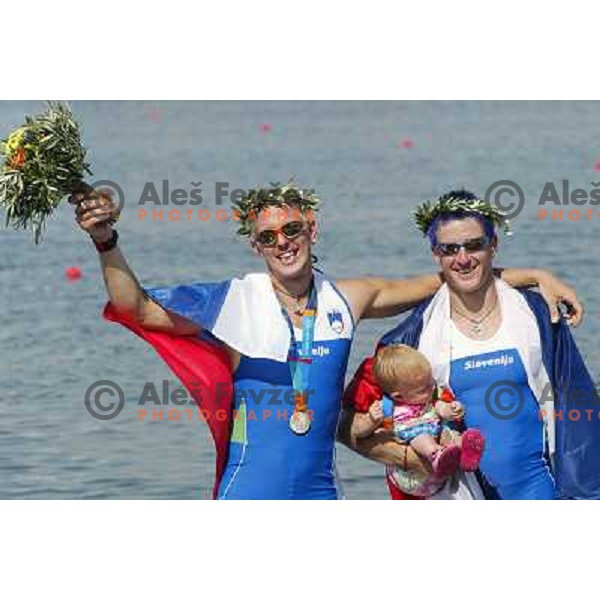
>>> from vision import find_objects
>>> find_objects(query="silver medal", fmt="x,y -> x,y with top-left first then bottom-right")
290,410 -> 311,435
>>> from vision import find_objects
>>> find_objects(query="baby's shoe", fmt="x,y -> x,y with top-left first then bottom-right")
430,444 -> 461,478
459,429 -> 485,472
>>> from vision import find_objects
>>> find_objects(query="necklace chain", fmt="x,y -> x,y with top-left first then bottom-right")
271,278 -> 312,316
452,298 -> 498,335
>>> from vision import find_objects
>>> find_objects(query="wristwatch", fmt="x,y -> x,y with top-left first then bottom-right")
92,229 -> 119,253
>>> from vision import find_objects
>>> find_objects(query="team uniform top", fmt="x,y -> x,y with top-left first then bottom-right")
449,320 -> 556,499
217,272 -> 355,499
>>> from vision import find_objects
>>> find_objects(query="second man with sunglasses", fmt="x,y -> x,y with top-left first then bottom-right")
341,189 -> 599,500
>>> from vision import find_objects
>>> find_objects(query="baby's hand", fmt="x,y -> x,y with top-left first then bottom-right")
368,400 -> 384,425
450,401 -> 465,421
436,400 -> 465,422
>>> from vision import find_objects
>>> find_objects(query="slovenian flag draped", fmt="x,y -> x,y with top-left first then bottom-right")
103,273 -> 308,498
103,302 -> 232,499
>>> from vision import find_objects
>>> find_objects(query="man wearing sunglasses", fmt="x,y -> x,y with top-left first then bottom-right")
73,183 -> 584,499
341,190 -> 599,500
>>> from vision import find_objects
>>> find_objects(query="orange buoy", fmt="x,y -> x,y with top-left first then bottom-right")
260,123 -> 272,133
65,267 -> 82,281
399,137 -> 414,149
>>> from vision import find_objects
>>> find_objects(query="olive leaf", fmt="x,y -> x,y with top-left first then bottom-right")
231,179 -> 321,237
0,101 -> 92,243
413,193 -> 511,236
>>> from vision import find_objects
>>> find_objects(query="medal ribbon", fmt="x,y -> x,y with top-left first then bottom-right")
282,281 -> 317,416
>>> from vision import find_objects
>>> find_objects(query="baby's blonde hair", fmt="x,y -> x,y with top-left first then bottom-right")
373,344 -> 432,394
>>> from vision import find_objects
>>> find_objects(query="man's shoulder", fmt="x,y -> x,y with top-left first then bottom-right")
515,288 -> 552,323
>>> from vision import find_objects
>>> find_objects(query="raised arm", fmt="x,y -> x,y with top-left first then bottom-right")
337,268 -> 583,325
71,185 -> 199,335
336,274 -> 443,322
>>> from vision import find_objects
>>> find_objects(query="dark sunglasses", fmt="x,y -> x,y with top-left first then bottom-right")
254,221 -> 307,247
434,236 -> 491,257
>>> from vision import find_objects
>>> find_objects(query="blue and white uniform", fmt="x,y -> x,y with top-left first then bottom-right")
352,278 -> 600,499
449,321 -> 556,499
210,272 -> 354,499
111,270 -> 355,499
144,271 -> 354,499
375,279 -> 563,500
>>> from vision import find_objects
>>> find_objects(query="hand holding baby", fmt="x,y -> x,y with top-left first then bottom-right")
368,400 -> 384,426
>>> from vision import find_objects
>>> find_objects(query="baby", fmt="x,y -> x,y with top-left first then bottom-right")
351,344 -> 485,497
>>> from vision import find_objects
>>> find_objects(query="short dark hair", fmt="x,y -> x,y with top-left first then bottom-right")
426,189 -> 495,247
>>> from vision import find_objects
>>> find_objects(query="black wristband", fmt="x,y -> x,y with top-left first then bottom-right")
93,229 -> 119,253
